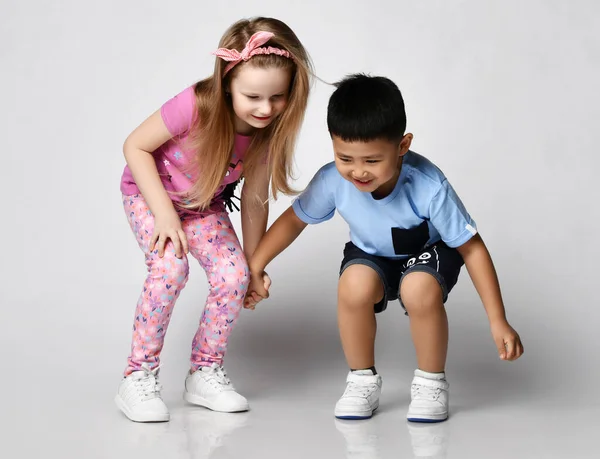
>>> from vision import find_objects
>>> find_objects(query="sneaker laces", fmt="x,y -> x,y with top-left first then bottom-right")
132,363 -> 163,401
201,363 -> 234,391
344,380 -> 378,398
411,383 -> 442,402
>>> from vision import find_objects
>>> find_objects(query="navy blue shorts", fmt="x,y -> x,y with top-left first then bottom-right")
339,241 -> 464,313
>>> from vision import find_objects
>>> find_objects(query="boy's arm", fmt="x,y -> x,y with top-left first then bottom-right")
245,206 -> 308,309
456,233 -> 524,361
250,206 -> 308,273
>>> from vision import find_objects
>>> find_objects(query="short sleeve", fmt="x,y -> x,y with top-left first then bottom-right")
160,86 -> 197,136
292,165 -> 337,224
428,179 -> 477,247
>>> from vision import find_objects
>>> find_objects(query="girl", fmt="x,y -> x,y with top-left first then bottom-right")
115,17 -> 313,423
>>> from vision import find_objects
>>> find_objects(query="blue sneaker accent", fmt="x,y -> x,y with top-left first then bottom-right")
407,416 -> 448,423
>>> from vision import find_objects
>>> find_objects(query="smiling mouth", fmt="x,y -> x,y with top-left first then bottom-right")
352,178 -> 374,186
252,115 -> 271,121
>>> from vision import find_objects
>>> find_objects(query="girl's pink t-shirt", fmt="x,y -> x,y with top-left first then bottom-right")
120,86 -> 252,213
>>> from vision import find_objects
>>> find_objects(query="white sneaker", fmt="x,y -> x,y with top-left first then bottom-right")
114,364 -> 170,423
334,370 -> 382,420
407,369 -> 449,423
183,363 -> 249,412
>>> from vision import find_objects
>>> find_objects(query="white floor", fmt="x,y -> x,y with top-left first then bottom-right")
6,287 -> 599,458
6,348 -> 597,459
47,396 -> 598,458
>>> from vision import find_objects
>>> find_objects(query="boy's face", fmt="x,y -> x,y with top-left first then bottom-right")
332,134 -> 413,198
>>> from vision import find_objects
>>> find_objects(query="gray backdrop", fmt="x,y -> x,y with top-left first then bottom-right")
2,0 -> 598,457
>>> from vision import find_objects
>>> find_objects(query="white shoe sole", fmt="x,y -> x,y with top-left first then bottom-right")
183,391 -> 249,413
114,395 -> 170,423
334,400 -> 379,420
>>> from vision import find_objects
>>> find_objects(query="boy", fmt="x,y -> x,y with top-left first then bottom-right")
245,74 -> 523,422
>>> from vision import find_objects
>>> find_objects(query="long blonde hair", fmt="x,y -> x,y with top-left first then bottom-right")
182,17 -> 313,210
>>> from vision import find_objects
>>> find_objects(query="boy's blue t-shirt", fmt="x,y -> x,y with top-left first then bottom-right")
292,151 -> 477,259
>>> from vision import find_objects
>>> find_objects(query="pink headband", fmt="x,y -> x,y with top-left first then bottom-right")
212,31 -> 292,75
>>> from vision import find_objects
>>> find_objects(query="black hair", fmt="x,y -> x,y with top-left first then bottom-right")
327,73 -> 406,142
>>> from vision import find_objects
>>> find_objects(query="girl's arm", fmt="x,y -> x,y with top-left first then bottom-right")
123,110 -> 188,257
241,163 -> 270,260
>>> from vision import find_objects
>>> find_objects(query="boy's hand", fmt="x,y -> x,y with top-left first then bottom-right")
244,271 -> 271,310
491,320 -> 524,361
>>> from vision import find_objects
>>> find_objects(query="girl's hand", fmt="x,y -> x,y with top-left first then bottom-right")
490,319 -> 524,361
150,210 -> 189,258
244,271 -> 271,310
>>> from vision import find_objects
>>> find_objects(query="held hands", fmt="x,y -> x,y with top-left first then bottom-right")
244,270 -> 271,310
491,319 -> 524,361
150,209 -> 189,258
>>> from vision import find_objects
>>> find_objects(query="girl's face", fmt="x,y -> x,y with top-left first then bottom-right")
229,64 -> 292,135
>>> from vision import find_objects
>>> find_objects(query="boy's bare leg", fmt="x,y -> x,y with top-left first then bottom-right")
400,271 -> 448,373
401,271 -> 450,422
335,264 -> 384,419
337,265 -> 384,369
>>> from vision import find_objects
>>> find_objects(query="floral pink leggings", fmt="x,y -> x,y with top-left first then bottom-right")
122,194 -> 249,376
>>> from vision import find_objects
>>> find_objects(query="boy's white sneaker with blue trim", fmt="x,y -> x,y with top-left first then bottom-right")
334,369 -> 382,420
407,369 -> 449,422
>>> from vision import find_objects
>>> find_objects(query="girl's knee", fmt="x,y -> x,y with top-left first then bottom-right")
210,255 -> 250,294
400,272 -> 443,315
148,250 -> 190,285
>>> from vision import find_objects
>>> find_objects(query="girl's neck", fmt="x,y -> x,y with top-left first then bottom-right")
234,115 -> 256,136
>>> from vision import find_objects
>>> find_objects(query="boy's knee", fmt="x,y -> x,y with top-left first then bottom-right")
338,265 -> 384,311
400,271 -> 443,315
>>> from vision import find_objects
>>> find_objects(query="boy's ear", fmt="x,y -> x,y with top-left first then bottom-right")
398,133 -> 413,156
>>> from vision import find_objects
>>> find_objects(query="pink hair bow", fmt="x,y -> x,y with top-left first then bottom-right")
212,31 -> 292,75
